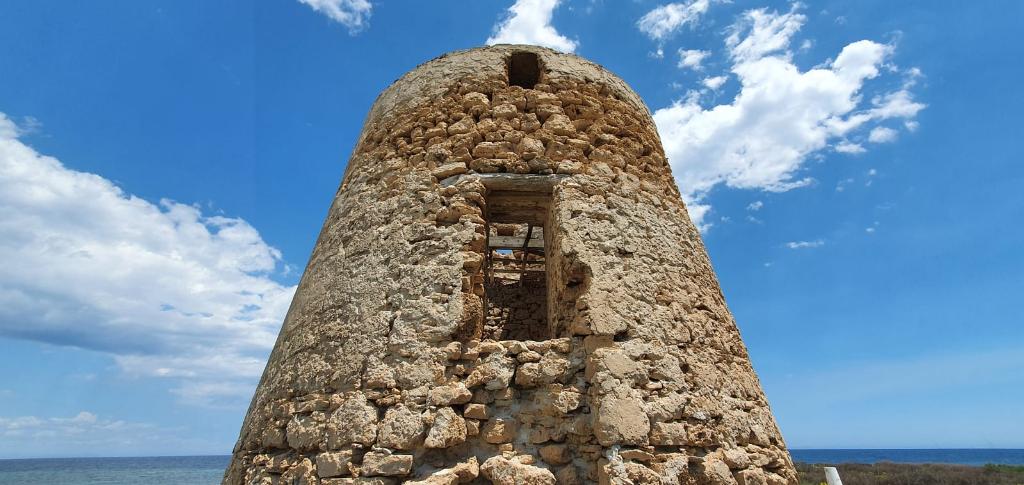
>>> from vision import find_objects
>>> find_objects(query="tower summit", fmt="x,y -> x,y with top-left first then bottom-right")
226,45 -> 796,485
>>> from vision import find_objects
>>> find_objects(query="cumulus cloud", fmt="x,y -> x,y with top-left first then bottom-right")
786,239 -> 824,249
702,75 -> 727,90
637,0 -> 713,41
487,0 -> 578,53
747,200 -> 764,211
835,140 -> 866,154
0,113 -> 295,406
0,410 -> 214,458
868,126 -> 898,143
298,0 -> 372,33
652,5 -> 925,229
678,49 -> 710,70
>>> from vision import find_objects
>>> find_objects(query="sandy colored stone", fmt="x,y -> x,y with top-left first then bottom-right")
316,450 -> 353,478
463,403 -> 488,419
480,456 -> 556,485
538,444 -> 572,465
594,394 -> 650,446
377,405 -> 425,450
361,452 -> 413,477
425,407 -> 467,448
482,417 -> 518,444
428,382 -> 473,406
286,414 -> 323,452
327,393 -> 378,448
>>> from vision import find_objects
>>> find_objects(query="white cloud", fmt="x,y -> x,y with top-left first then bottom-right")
487,0 -> 578,53
298,0 -> 372,34
0,410 -> 217,458
637,0 -> 713,41
652,5 -> 925,229
747,200 -> 764,211
678,49 -> 710,70
868,126 -> 898,143
0,113 -> 295,406
702,75 -> 727,90
786,239 -> 824,249
835,140 -> 866,154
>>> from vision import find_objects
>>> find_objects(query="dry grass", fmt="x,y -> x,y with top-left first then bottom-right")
796,462 -> 1024,485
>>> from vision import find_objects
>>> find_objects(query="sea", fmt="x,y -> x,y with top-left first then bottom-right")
0,450 -> 1021,484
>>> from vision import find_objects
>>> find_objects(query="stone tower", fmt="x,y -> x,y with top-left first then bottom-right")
225,45 -> 796,485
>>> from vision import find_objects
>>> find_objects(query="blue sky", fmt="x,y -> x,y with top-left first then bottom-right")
0,0 -> 1021,458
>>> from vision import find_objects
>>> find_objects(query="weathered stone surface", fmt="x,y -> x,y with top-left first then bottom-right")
280,457 -> 317,485
225,44 -> 796,485
321,479 -> 397,485
463,403 -> 488,419
377,405 -> 425,450
482,417 -> 518,444
594,394 -> 650,446
316,450 -> 353,478
404,457 -> 479,485
649,422 -> 687,446
286,414 -> 323,452
361,452 -> 413,477
424,407 -> 467,448
480,455 -> 556,485
327,393 -> 377,448
539,444 -> 572,465
428,382 -> 473,406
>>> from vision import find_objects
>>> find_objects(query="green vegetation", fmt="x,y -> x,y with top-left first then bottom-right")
796,461 -> 1024,485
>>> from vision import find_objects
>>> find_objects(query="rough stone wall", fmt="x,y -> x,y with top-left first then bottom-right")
483,276 -> 549,341
225,45 -> 796,485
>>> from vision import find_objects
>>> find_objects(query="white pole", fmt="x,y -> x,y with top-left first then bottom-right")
824,467 -> 843,485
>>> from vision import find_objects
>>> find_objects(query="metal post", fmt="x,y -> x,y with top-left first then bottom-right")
824,467 -> 843,485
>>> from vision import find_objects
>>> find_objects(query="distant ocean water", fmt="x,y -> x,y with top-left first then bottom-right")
790,448 -> 1024,466
0,456 -> 228,485
0,450 -> 1022,484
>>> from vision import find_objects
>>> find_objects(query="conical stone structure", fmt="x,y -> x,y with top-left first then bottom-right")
225,45 -> 796,485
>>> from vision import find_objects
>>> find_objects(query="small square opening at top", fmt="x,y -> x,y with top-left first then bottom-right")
508,52 -> 541,89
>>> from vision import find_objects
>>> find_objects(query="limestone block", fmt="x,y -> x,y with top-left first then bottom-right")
361,452 -> 413,477
736,468 -> 768,485
464,353 -> 514,390
482,417 -> 518,444
463,403 -> 488,419
594,395 -> 650,446
624,462 -> 661,484
480,455 -> 556,485
377,405 -> 425,450
316,451 -> 353,478
327,393 -> 378,448
543,114 -> 576,136
404,457 -> 479,485
539,444 -> 572,465
700,455 -> 738,485
428,382 -> 473,406
280,457 -> 317,485
447,117 -> 475,135
424,407 -> 468,448
322,479 -> 396,485
649,422 -> 687,446
723,448 -> 751,470
286,414 -> 324,451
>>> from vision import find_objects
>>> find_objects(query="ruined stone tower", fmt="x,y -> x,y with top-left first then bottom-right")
225,45 -> 796,485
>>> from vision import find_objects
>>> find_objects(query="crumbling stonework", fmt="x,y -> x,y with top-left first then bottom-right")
224,45 -> 796,485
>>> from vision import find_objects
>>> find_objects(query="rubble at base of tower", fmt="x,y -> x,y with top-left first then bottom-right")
225,46 -> 796,485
